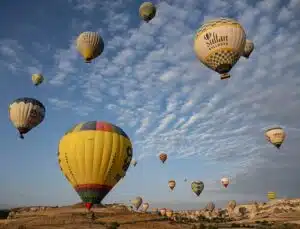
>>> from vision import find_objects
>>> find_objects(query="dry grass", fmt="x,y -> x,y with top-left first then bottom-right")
3,205 -> 300,229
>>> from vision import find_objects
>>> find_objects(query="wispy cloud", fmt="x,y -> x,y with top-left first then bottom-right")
2,0 -> 300,201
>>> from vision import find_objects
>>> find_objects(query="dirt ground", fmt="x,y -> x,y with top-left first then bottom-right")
2,207 -> 300,229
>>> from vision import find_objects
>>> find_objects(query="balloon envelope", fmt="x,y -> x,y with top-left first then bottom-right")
243,40 -> 254,58
58,121 -> 133,210
131,196 -> 143,210
168,180 -> 176,190
221,177 -> 229,188
9,97 -> 46,139
267,191 -> 276,200
160,208 -> 166,216
194,18 -> 246,80
142,203 -> 149,212
32,73 -> 44,86
139,2 -> 156,22
206,201 -> 215,211
166,209 -> 173,217
159,153 -> 167,163
131,159 -> 137,167
265,127 -> 286,149
76,32 -> 104,63
227,200 -> 236,209
191,181 -> 204,196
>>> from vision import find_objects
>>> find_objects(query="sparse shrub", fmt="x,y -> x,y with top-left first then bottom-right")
106,221 -> 120,229
207,224 -> 218,229
18,225 -> 27,229
199,223 -> 206,229
273,223 -> 300,229
256,221 -> 261,224
261,220 -> 269,225
191,224 -> 198,229
231,223 -> 240,228
273,207 -> 283,214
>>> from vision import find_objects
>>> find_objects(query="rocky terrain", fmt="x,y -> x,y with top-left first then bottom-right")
2,199 -> 300,228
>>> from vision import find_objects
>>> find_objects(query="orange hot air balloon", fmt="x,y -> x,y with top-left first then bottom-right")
159,153 -> 167,163
221,177 -> 229,188
168,180 -> 176,191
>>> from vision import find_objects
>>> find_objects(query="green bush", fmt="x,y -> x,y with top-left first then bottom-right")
199,223 -> 206,229
207,225 -> 218,229
0,210 -> 10,219
106,221 -> 120,229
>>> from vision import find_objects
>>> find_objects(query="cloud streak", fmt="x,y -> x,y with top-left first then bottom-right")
2,0 -> 300,203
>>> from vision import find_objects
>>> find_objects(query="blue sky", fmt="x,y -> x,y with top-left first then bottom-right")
0,0 -> 300,210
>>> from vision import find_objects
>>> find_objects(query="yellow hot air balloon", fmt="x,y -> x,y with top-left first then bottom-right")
166,209 -> 173,218
76,32 -> 104,63
58,121 -> 133,210
139,2 -> 156,23
9,98 -> 46,139
31,73 -> 44,86
168,180 -> 176,191
265,127 -> 286,149
267,191 -> 276,201
242,40 -> 254,58
194,18 -> 246,80
131,196 -> 143,210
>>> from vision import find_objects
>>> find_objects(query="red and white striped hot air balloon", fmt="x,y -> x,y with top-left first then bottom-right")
221,177 -> 229,188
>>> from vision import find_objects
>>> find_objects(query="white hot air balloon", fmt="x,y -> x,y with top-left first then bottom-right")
142,203 -> 149,212
265,127 -> 286,149
221,177 -> 229,188
194,18 -> 246,80
242,39 -> 254,58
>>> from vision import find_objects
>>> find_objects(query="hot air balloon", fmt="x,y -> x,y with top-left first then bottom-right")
159,153 -> 167,163
168,180 -> 176,191
9,98 -> 46,139
32,73 -> 44,86
152,208 -> 159,214
221,177 -> 230,188
227,200 -> 236,210
184,178 -> 187,182
206,201 -> 215,212
166,209 -> 173,218
242,40 -> 254,58
194,18 -> 246,80
160,208 -> 166,216
131,196 -> 143,210
265,127 -> 286,149
191,181 -> 204,196
267,191 -> 276,201
139,2 -> 156,23
76,32 -> 104,63
142,203 -> 149,212
131,159 -> 137,167
58,121 -> 133,211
